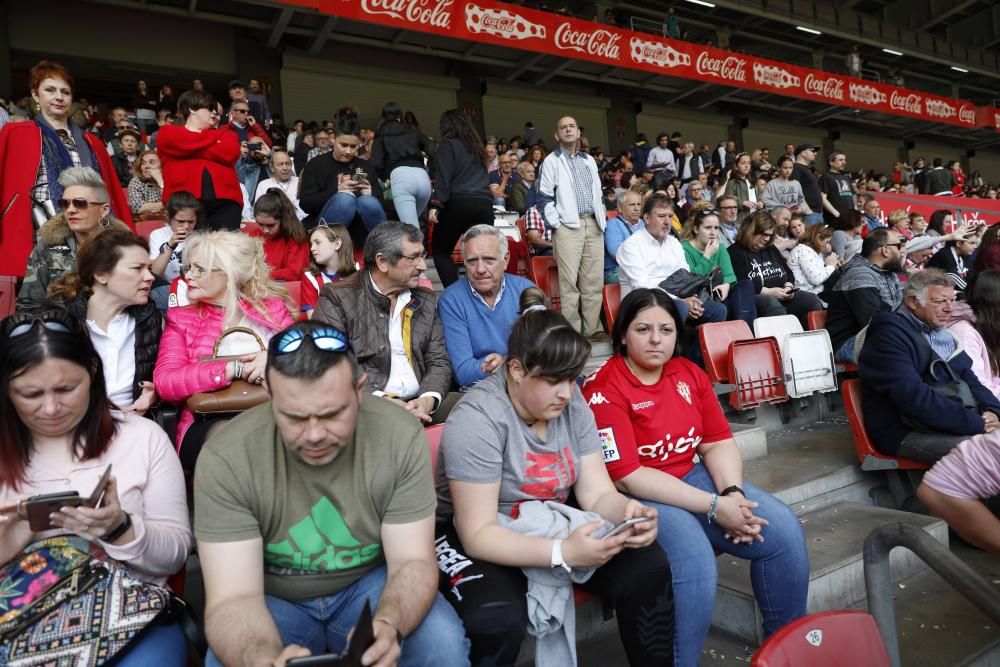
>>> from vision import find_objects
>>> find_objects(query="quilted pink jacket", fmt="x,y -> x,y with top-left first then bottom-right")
154,297 -> 294,450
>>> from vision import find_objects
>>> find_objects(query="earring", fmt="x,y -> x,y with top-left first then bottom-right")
100,217 -> 111,229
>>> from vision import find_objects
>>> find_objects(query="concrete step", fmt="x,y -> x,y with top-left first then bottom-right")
731,422 -> 767,462
711,502 -> 948,643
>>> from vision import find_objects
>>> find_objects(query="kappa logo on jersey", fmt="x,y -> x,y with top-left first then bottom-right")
588,392 -> 610,406
631,400 -> 654,411
676,381 -> 692,405
265,497 -> 381,574
598,427 -> 621,463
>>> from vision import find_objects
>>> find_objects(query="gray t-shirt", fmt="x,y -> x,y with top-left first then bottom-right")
436,371 -> 601,519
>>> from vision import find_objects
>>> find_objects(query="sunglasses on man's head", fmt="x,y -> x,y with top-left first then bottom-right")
3,311 -> 75,338
58,198 -> 106,212
270,326 -> 353,356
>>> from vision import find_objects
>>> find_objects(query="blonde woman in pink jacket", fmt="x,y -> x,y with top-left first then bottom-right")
153,230 -> 294,469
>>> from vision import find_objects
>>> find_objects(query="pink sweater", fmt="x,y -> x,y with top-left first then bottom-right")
0,413 -> 191,584
154,297 -> 294,447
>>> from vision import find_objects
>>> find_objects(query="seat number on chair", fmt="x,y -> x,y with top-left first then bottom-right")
805,629 -> 823,647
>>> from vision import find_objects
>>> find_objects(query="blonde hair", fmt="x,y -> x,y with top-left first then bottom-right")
309,224 -> 357,276
183,230 -> 293,326
886,209 -> 909,229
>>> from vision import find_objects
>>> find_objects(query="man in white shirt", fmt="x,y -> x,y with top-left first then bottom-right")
616,193 -> 727,324
254,149 -> 307,220
647,133 -> 677,177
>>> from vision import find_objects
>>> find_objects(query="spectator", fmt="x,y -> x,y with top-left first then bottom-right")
818,151 -> 855,225
950,160 -> 965,196
254,148 -> 307,220
103,106 -> 130,142
857,269 -> 1000,463
526,144 -> 545,168
886,209 -> 912,240
245,77 -> 271,123
830,209 -> 865,261
787,223 -> 839,296
489,152 -> 517,208
300,224 -> 356,316
648,133 -> 678,181
923,158 -> 956,196
148,192 -> 201,311
523,205 -> 553,256
945,271 -> 1000,400
285,118 -> 304,152
305,129 -> 332,162
49,228 -> 161,412
583,288 -> 808,666
508,160 -> 535,215
861,198 -> 883,233
603,190 -> 645,284
156,83 -> 176,115
132,79 -> 157,134
717,152 -> 764,222
826,228 -> 904,363
18,167 -> 132,310
249,189 -> 310,281
485,142 -> 499,173
712,140 -> 736,172
370,102 -> 433,227
927,229 -> 978,293
665,7 -> 680,37
762,156 -> 810,215
676,142 -> 705,185
728,210 -> 823,327
153,230 -> 294,469
427,110 -> 493,286
0,309 -> 191,661
299,113 -> 387,234
157,90 -> 242,231
751,147 -> 773,177
314,221 -> 452,423
438,225 -> 534,389
846,45 -> 862,77
770,206 -> 798,256
681,207 -> 757,326
790,144 -> 824,225
226,99 -> 272,198
192,78 -> 205,92
537,116 -> 607,337
973,223 -> 1000,274
194,320 -> 468,667
926,209 -> 954,238
680,180 -> 707,217
128,150 -> 165,218
0,61 -> 132,277
111,128 -> 144,188
436,289 -> 672,666
918,437 -> 1000,554
630,133 -> 652,176
717,194 -> 741,248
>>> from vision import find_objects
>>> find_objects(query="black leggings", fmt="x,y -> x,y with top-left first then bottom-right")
435,522 -> 675,666
432,198 -> 494,287
201,198 -> 242,231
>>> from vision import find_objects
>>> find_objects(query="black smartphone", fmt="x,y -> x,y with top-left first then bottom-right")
24,464 -> 112,531
247,142 -> 262,152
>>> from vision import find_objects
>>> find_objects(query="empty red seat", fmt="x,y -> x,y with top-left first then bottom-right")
530,256 -> 560,312
729,336 -> 788,411
842,379 -> 929,471
135,219 -> 165,241
506,238 -> 531,278
698,320 -> 753,385
752,610 -> 890,666
602,283 -> 621,333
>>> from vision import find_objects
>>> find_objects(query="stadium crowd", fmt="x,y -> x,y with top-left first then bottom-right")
0,58 -> 999,667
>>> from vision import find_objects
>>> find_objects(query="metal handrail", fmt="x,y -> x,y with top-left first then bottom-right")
863,522 -> 1000,667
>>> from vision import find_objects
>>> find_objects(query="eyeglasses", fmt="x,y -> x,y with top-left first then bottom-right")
756,232 -> 776,240
883,242 -> 906,250
398,251 -> 427,264
270,326 -> 353,356
232,108 -> 249,114
57,198 -> 107,211
3,311 -> 75,338
183,263 -> 224,278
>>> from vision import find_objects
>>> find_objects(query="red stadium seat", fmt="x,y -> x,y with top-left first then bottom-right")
729,336 -> 789,411
353,247 -> 365,270
425,423 -> 444,476
752,611 -> 890,667
807,309 -> 858,373
842,379 -> 930,471
506,238 -> 531,278
0,275 -> 16,318
530,256 -> 560,311
135,219 -> 165,241
698,320 -> 753,385
602,283 -> 621,333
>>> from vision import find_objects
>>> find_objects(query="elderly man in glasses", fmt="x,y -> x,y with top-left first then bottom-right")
314,221 -> 452,423
194,320 -> 471,667
437,225 -> 535,389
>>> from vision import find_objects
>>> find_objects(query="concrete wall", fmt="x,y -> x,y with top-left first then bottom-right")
833,131 -> 902,174
968,153 -> 1000,184
636,103 -> 731,153
910,140 -> 961,164
482,81 -> 610,150
743,117 -> 825,163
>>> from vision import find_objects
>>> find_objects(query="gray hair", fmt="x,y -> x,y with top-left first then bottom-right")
462,224 -> 508,259
904,268 -> 953,304
363,220 -> 423,267
58,167 -> 109,203
771,205 -> 791,220
515,161 -> 534,177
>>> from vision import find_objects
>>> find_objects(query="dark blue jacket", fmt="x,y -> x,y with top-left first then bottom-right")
858,311 -> 1000,455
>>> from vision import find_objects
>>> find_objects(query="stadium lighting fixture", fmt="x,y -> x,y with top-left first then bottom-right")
951,66 -> 969,73
882,49 -> 903,56
796,26 -> 822,35
684,0 -> 716,7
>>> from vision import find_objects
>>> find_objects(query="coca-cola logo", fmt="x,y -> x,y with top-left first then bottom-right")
752,63 -> 799,90
889,91 -> 923,115
925,99 -> 957,119
803,73 -> 844,101
849,83 -> 886,106
553,23 -> 621,59
959,105 -> 976,124
361,0 -> 452,28
695,52 -> 747,82
482,15 -> 514,30
629,37 -> 690,69
465,3 -> 545,40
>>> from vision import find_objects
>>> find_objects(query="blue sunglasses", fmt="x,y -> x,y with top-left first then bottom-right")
3,311 -> 75,339
271,326 -> 353,356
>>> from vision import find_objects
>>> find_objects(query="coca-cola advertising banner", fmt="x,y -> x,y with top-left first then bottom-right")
869,191 -> 1000,227
304,0 -> 993,131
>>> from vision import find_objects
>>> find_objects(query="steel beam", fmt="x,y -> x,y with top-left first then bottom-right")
505,53 -> 546,82
265,7 -> 294,48
308,16 -> 339,54
535,59 -> 573,86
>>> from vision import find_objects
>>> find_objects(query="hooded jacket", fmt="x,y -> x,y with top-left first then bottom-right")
369,120 -> 432,179
825,254 -> 903,351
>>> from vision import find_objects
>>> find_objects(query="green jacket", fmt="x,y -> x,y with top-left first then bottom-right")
682,240 -> 737,285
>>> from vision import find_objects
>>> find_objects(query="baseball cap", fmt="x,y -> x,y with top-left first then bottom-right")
794,144 -> 821,156
228,79 -> 245,90
116,128 -> 141,142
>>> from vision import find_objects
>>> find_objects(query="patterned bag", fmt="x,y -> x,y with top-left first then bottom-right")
0,536 -> 172,666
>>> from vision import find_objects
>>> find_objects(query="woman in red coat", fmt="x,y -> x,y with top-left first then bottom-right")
155,90 -> 242,231
0,60 -> 132,277
249,188 -> 309,281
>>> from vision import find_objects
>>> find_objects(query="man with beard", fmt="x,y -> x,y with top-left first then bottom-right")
825,228 -> 906,363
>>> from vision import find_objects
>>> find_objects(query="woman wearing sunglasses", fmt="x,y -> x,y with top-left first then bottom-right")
0,309 -> 191,665
153,230 -> 295,469
0,60 -> 133,280
17,166 -> 133,310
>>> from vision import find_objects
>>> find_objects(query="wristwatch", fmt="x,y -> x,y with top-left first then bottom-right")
102,512 -> 132,543
550,539 -> 571,573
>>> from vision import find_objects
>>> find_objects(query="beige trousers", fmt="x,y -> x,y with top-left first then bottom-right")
553,213 -> 604,335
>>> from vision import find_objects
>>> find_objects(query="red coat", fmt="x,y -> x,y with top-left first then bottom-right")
155,124 -> 241,205
0,121 -> 133,277
247,227 -> 309,281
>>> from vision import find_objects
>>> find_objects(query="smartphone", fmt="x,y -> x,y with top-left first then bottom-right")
24,464 -> 112,531
286,601 -> 374,667
247,142 -> 262,152
591,516 -> 653,540
786,287 -> 800,294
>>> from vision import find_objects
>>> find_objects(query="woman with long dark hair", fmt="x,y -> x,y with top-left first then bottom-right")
249,188 -> 310,281
716,152 -> 764,222
428,109 -> 493,286
946,270 -> 1000,400
371,101 -> 433,227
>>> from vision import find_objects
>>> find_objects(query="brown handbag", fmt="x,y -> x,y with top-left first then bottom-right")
185,327 -> 270,415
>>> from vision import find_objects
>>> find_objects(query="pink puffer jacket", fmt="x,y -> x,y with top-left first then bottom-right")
154,297 -> 294,450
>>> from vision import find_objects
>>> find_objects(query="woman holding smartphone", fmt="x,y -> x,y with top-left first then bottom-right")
0,308 -> 192,664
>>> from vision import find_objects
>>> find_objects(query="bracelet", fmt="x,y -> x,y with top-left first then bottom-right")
102,512 -> 132,543
234,360 -> 244,380
374,616 -> 404,644
720,485 -> 745,498
706,494 -> 719,524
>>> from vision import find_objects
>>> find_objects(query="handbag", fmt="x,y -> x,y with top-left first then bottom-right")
0,536 -> 172,666
185,326 -> 270,415
659,269 -> 712,302
900,355 -> 979,434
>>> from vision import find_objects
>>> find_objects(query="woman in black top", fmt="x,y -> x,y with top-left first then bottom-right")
728,210 -> 822,327
370,102 -> 433,228
428,109 -> 493,287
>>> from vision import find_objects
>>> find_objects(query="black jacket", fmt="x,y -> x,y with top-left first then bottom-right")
111,153 -> 136,188
370,120 -> 432,179
431,138 -> 491,206
61,295 -> 163,402
298,154 -> 387,227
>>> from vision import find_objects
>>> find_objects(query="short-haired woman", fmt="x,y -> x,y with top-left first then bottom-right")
583,288 -> 808,666
17,166 -> 132,310
128,149 -> 165,218
249,189 -> 310,281
787,224 -> 839,295
156,90 -> 242,231
0,308 -> 191,664
435,288 -> 674,666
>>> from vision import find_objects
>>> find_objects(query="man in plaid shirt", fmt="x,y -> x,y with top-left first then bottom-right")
523,206 -> 553,256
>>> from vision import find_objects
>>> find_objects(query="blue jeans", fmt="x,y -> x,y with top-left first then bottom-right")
115,622 -> 187,666
319,192 -> 387,231
835,335 -> 857,363
804,211 -> 824,226
390,166 -> 431,227
641,464 -> 809,667
673,297 -> 727,325
206,565 -> 469,667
